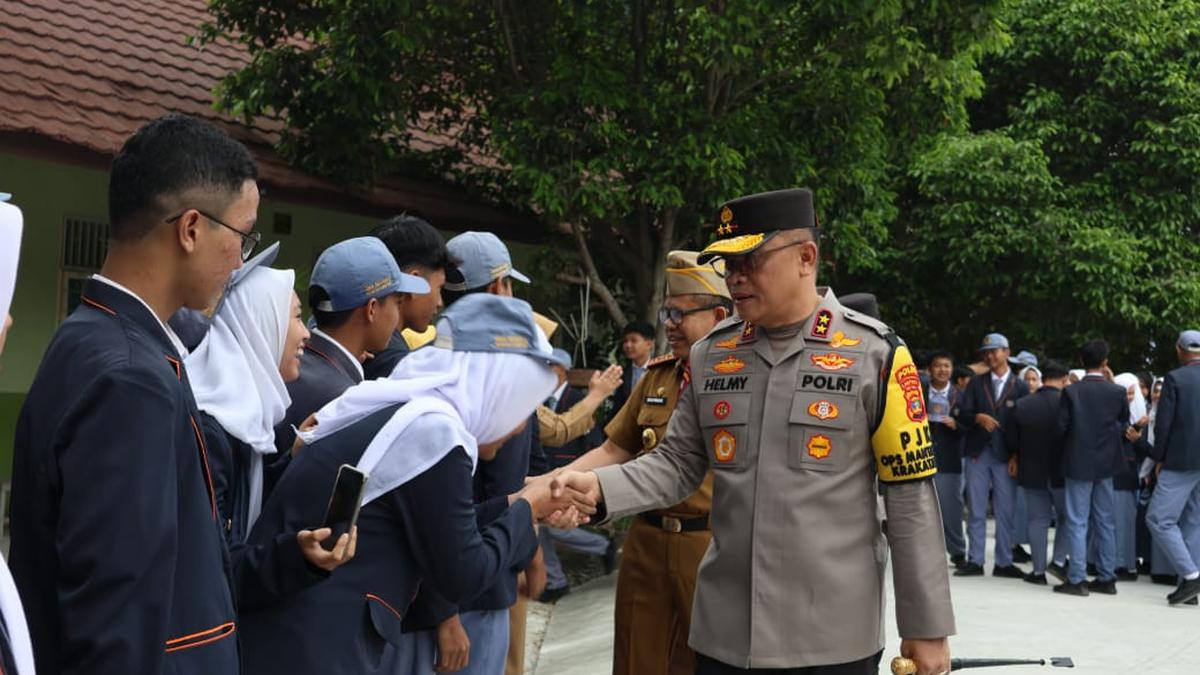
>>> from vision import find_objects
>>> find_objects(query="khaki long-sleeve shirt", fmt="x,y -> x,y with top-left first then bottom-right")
536,399 -> 598,447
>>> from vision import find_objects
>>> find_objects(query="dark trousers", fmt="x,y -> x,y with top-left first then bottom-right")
696,651 -> 883,675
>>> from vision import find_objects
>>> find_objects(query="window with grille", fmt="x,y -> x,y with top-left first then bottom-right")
59,216 -> 109,321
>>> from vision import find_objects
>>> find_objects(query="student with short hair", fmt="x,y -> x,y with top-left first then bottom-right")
10,114 -> 257,673
364,214 -> 460,379
274,237 -> 429,455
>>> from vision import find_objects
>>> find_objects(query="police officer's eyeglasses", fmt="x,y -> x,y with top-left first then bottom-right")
166,209 -> 262,262
658,304 -> 722,324
711,241 -> 806,279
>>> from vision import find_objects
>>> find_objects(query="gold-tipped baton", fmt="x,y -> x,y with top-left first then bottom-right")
891,656 -> 1075,673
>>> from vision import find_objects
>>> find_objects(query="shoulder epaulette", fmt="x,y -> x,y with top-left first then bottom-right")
646,353 -> 679,368
708,315 -> 744,335
842,309 -> 892,339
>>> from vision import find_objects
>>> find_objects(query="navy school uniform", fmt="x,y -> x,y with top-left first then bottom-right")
9,279 -> 239,674
269,330 -> 363,496
197,415 -> 331,610
1004,386 -> 1068,573
240,403 -> 539,675
954,370 -> 1028,568
363,330 -> 410,380
400,416 -> 538,633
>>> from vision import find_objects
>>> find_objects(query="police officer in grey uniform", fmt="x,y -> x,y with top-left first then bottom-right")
554,188 -> 954,675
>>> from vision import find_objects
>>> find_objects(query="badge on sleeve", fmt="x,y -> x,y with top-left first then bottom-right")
713,429 -> 737,463
871,344 -> 937,483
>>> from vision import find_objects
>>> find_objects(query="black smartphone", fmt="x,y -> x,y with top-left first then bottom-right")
320,464 -> 368,551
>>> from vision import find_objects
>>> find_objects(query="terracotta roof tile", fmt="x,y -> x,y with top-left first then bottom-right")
0,0 -> 530,235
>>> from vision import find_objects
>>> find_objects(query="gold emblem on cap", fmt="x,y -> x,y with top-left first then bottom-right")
720,206 -> 733,224
716,206 -> 739,236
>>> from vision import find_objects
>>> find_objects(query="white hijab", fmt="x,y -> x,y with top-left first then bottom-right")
1113,372 -> 1147,426
186,267 -> 295,528
1018,366 -> 1042,390
298,326 -> 558,506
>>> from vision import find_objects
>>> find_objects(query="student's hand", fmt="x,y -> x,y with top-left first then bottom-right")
435,614 -> 470,673
1135,415 -> 1149,428
523,546 -> 547,600
0,313 -> 12,357
291,414 -> 319,457
519,477 -> 596,521
974,413 -> 999,433
1125,426 -> 1142,442
588,364 -> 624,398
297,526 -> 357,572
1007,456 -> 1018,478
549,470 -> 602,511
942,417 -> 957,431
541,506 -> 584,529
1156,462 -> 1163,478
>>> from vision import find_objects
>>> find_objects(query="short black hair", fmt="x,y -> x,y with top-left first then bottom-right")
1041,358 -> 1070,380
370,214 -> 460,273
952,364 -> 974,382
441,283 -> 491,308
1079,339 -> 1110,370
623,321 -> 655,340
108,114 -> 257,241
912,348 -> 933,370
928,350 -> 953,366
309,286 -> 356,331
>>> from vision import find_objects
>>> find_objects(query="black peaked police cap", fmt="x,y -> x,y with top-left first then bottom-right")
698,188 -> 818,265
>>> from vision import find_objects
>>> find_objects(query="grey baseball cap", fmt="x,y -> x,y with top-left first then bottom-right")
433,293 -> 569,369
444,231 -> 531,292
979,333 -> 1009,352
551,348 -> 573,369
311,237 -> 430,312
1178,329 -> 1200,353
1011,350 -> 1038,368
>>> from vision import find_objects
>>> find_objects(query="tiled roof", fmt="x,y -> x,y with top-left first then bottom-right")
0,0 -> 531,234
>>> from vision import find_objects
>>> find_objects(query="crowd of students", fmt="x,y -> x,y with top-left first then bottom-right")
918,334 -> 1200,606
0,114 -> 624,674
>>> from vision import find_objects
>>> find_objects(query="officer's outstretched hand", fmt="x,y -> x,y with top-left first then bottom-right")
518,477 -> 597,521
297,526 -> 358,572
550,470 -> 602,508
899,637 -> 950,675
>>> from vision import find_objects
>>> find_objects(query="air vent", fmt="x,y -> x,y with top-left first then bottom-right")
62,217 -> 109,271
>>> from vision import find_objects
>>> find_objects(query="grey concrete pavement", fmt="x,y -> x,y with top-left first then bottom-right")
529,527 -> 1200,674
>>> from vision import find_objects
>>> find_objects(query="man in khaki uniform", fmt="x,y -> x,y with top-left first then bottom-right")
555,188 -> 954,675
565,250 -> 731,675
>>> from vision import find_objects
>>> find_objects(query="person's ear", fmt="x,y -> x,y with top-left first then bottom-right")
798,240 -> 819,275
364,297 -> 380,324
175,209 -> 203,254
713,305 -> 729,322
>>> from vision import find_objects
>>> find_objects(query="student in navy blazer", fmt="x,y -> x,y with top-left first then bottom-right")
924,351 -> 966,566
239,294 -> 588,675
1146,330 -> 1200,605
273,238 -> 428,456
953,333 -> 1029,578
1005,360 -> 1071,584
1054,339 -> 1128,596
9,115 -> 256,674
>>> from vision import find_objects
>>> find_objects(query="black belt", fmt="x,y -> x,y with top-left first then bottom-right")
640,512 -> 709,533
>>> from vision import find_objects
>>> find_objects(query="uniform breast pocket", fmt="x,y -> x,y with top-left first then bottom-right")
698,393 -> 751,469
635,406 -> 672,453
786,392 -> 855,473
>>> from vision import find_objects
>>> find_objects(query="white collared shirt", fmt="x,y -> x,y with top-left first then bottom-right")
991,368 -> 1010,400
310,326 -> 365,379
92,274 -> 188,357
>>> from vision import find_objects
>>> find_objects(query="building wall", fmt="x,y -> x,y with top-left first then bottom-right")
0,151 -> 544,479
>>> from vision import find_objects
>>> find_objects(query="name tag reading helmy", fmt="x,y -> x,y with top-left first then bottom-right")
703,376 -> 749,392
644,396 -> 667,406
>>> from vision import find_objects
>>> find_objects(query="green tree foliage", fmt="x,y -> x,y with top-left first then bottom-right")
201,0 -> 1006,331
886,0 -> 1200,370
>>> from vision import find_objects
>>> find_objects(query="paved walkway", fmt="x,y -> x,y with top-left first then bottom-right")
527,528 -> 1200,674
